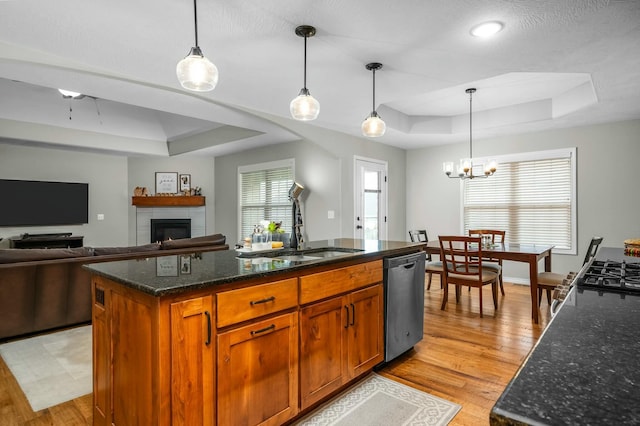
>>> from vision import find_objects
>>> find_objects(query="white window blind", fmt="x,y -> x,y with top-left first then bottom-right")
239,161 -> 293,240
463,149 -> 576,254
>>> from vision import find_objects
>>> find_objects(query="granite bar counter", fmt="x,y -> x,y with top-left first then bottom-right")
84,238 -> 422,296
491,247 -> 640,425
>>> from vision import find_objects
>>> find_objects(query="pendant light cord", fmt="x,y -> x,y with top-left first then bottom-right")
193,0 -> 199,47
372,68 -> 376,112
469,89 -> 473,159
303,35 -> 307,90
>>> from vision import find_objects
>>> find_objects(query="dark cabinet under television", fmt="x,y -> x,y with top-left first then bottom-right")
10,233 -> 84,249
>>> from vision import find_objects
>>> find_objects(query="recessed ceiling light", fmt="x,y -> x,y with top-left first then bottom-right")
470,21 -> 504,38
58,89 -> 83,98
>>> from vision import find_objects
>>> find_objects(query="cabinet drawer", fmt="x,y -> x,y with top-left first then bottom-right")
299,261 -> 383,304
216,278 -> 298,328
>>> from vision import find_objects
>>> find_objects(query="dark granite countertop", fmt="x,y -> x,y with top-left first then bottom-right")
491,247 -> 640,425
84,238 -> 422,297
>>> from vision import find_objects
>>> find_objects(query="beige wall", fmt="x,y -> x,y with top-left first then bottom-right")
406,119 -> 640,282
215,128 -> 408,246
0,143 -> 128,247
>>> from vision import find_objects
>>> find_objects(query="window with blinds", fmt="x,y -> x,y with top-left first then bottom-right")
463,148 -> 576,254
239,160 -> 294,240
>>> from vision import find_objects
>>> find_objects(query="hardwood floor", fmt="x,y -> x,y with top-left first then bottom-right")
0,276 -> 551,425
378,276 -> 551,425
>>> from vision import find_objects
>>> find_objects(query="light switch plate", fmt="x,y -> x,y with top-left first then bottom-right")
328,210 -> 335,219
97,214 -> 105,221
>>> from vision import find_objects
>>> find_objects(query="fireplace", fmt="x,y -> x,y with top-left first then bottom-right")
151,219 -> 191,243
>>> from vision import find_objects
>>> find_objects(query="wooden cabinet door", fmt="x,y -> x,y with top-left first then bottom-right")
217,312 -> 299,426
346,284 -> 384,378
299,296 -> 347,409
170,296 -> 214,426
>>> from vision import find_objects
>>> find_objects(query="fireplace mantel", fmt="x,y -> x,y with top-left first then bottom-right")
132,196 -> 205,207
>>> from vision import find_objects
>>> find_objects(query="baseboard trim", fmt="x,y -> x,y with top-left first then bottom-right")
505,276 -> 530,286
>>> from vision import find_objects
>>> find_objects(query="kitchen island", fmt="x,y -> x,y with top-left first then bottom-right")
490,247 -> 640,425
85,238 -> 422,426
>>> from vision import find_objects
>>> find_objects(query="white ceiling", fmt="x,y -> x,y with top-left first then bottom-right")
0,0 -> 639,156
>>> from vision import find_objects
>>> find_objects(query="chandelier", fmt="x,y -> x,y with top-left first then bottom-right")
443,88 -> 497,179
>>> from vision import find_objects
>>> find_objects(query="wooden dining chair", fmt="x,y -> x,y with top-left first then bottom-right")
468,229 -> 506,295
409,230 -> 443,290
438,236 -> 500,317
537,236 -> 604,305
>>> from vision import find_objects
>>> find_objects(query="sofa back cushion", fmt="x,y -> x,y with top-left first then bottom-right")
161,233 -> 226,250
93,243 -> 161,256
0,247 -> 93,264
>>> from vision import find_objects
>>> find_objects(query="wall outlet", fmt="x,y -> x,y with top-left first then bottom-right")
328,210 -> 335,219
97,213 -> 105,221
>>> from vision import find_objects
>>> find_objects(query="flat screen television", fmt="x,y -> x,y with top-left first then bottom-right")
0,179 -> 89,226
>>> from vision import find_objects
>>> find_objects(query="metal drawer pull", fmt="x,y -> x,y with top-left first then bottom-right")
350,303 -> 355,326
250,296 -> 276,306
250,324 -> 276,336
344,305 -> 350,329
204,311 -> 211,346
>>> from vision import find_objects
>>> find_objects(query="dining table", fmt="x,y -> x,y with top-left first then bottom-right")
425,240 -> 555,324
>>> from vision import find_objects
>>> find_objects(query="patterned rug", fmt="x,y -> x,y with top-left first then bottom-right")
0,325 -> 92,411
295,373 -> 460,426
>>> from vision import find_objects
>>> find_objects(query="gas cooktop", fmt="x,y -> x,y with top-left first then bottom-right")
577,259 -> 640,294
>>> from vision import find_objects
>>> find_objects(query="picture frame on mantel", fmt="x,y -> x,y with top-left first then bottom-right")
180,255 -> 191,274
156,255 -> 178,277
155,172 -> 178,194
179,174 -> 191,192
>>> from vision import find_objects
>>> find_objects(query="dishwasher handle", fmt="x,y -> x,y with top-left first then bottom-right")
383,252 -> 423,269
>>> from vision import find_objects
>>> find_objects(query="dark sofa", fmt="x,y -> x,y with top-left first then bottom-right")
0,234 -> 228,341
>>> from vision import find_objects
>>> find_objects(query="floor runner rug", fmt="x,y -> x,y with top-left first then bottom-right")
0,325 -> 92,412
295,372 -> 461,426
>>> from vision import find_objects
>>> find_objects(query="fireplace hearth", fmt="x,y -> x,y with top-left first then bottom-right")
151,218 -> 191,243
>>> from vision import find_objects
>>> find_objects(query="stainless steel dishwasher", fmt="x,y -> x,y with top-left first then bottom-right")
383,251 -> 425,362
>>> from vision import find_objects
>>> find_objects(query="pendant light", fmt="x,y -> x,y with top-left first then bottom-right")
443,88 -> 497,179
176,0 -> 219,92
290,25 -> 320,121
362,62 -> 386,137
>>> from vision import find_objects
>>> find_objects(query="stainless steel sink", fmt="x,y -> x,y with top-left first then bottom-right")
304,250 -> 354,258
239,247 -> 364,263
301,248 -> 364,258
276,255 -> 322,262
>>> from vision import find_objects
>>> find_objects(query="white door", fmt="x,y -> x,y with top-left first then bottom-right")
354,158 -> 388,240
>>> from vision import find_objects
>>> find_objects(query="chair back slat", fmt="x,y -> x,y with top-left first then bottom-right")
468,229 -> 505,244
439,236 -> 485,284
409,230 -> 431,261
468,229 -> 505,262
409,230 -> 428,243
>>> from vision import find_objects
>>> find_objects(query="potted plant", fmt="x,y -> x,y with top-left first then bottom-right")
267,221 -> 290,246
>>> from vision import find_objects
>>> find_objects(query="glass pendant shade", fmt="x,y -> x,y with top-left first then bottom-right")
176,47 -> 219,92
443,162 -> 454,176
290,88 -> 320,121
362,112 -> 386,137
